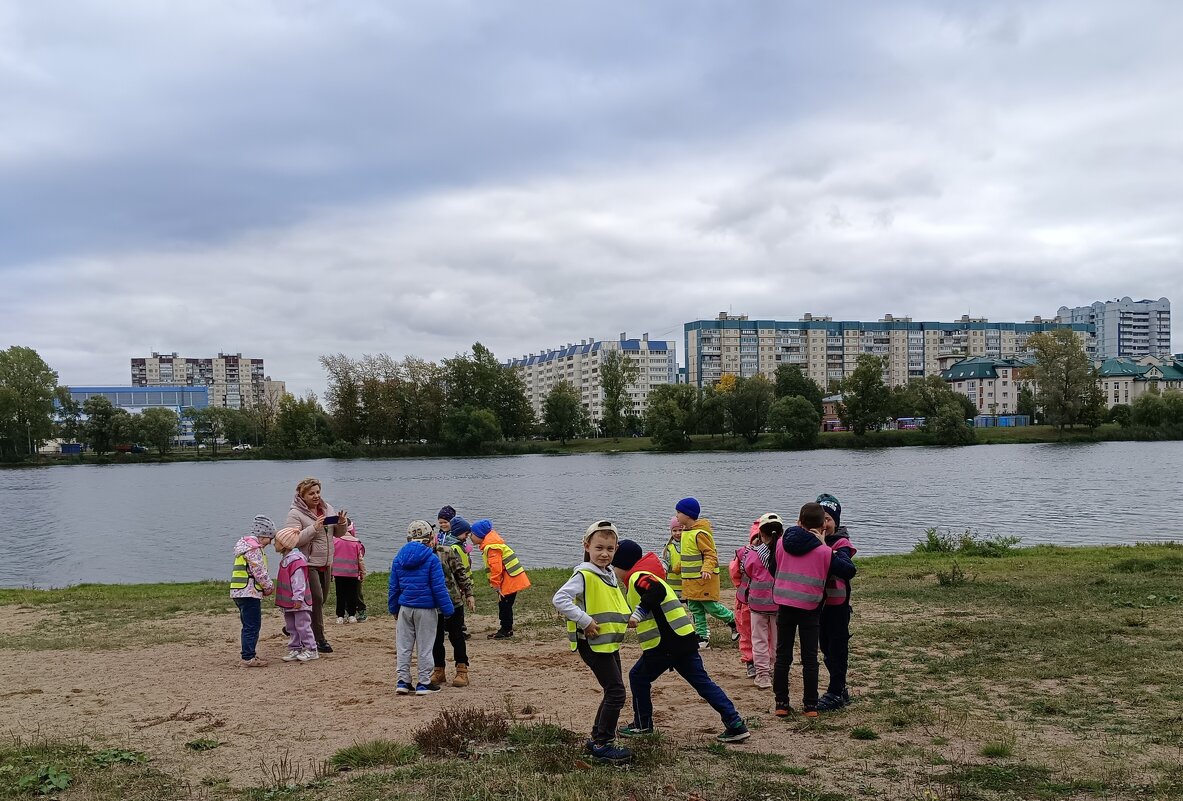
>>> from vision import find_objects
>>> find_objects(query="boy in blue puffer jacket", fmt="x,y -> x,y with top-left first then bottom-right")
389,524 -> 455,695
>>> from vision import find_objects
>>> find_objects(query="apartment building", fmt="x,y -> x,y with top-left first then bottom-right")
940,358 -> 1033,415
130,352 -> 285,410
505,334 -> 677,423
684,313 -> 1093,389
1057,297 -> 1171,360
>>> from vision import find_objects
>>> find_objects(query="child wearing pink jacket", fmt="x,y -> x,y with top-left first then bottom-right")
729,522 -> 760,678
741,519 -> 780,688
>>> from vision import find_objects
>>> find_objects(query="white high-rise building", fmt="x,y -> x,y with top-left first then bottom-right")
1056,297 -> 1171,360
505,334 -> 677,424
131,352 -> 285,410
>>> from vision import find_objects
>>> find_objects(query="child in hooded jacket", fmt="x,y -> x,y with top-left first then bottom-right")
743,518 -> 780,689
406,520 -> 475,689
816,493 -> 857,711
230,515 -> 276,667
389,525 -> 456,695
730,522 -> 761,680
612,539 -> 750,744
673,497 -> 739,647
552,521 -> 633,764
332,522 -> 366,624
659,516 -> 684,599
274,527 -> 318,663
470,519 -> 530,639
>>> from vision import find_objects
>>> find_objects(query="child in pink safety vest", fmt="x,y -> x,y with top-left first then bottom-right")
729,522 -> 760,680
816,493 -> 857,712
766,503 -> 832,718
274,528 -> 318,663
741,522 -> 780,689
332,523 -> 367,624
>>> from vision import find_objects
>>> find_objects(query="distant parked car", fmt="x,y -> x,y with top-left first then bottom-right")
232,443 -> 252,451
115,444 -> 149,454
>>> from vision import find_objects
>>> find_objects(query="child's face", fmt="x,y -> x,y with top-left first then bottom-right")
822,513 -> 837,536
259,536 -> 274,549
438,518 -> 451,533
586,531 -> 618,569
758,529 -> 776,546
674,511 -> 694,529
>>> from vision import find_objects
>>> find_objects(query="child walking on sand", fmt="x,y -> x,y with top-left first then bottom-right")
389,524 -> 455,695
274,527 -> 318,663
674,498 -> 738,648
470,519 -> 531,639
552,521 -> 633,764
332,523 -> 366,624
611,539 -> 750,743
230,515 -> 276,667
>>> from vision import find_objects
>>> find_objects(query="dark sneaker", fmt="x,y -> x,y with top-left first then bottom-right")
395,681 -> 412,695
717,721 -> 750,743
728,621 -> 740,641
817,693 -> 844,712
488,630 -> 514,640
841,687 -> 850,705
356,611 -> 368,622
586,741 -> 634,764
774,702 -> 792,718
745,661 -> 757,678
617,723 -> 655,738
415,682 -> 442,695
316,641 -> 333,654
281,626 -> 290,637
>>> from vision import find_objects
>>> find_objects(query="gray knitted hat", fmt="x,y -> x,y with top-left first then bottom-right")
251,515 -> 277,540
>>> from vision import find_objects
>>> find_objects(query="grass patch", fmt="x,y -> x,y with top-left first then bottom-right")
850,726 -> 879,740
413,706 -> 509,756
331,740 -> 418,769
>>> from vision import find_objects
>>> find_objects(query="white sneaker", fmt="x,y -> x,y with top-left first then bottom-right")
282,649 -> 301,662
698,639 -> 711,650
336,616 -> 345,624
297,649 -> 318,662
347,616 -> 358,624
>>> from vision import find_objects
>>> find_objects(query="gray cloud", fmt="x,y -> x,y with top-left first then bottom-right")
2,0 -> 1181,395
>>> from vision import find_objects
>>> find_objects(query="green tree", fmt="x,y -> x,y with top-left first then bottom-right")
696,385 -> 725,437
839,355 -> 890,435
441,406 -> 502,452
1162,390 -> 1183,428
1106,403 -> 1132,428
320,353 -> 365,444
644,384 -> 699,449
271,393 -> 331,450
724,375 -> 776,443
1028,329 -> 1093,432
138,407 -> 179,455
1079,370 -> 1107,430
929,401 -> 976,446
0,346 -> 60,458
82,395 -> 131,456
1131,392 -> 1167,428
187,406 -> 228,456
53,387 -> 83,444
542,381 -> 586,444
773,364 -> 824,414
443,344 -> 532,439
599,350 -> 640,437
767,395 -> 820,449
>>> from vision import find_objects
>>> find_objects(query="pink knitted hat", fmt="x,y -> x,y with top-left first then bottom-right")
274,527 -> 300,551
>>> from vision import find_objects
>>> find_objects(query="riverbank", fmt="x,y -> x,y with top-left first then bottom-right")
2,544 -> 1180,800
2,423 -> 1155,468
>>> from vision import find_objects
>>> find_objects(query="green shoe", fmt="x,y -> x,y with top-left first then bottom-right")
617,724 -> 655,738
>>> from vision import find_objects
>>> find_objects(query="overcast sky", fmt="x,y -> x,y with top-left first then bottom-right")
2,0 -> 1181,395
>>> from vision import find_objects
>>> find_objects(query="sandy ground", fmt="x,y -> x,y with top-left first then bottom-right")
1,605 -> 838,789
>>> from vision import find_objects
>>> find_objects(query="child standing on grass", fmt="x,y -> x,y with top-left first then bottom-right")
274,527 -> 318,663
730,522 -> 761,679
660,517 -> 684,599
611,539 -> 750,744
389,525 -> 455,695
674,498 -> 739,648
230,515 -> 276,667
552,521 -> 634,765
332,523 -> 366,624
470,519 -> 531,639
744,515 -> 782,689
769,503 -> 831,717
816,493 -> 857,712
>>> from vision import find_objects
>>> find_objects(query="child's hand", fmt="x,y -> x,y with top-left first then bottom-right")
626,619 -> 638,629
262,586 -> 274,596
466,597 -> 476,612
584,621 -> 600,637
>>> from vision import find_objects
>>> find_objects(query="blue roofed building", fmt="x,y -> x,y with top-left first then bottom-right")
62,386 -> 209,443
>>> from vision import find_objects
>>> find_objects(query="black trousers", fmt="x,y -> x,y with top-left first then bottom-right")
433,607 -> 469,666
819,603 -> 851,695
334,577 -> 361,618
577,639 -> 626,745
772,605 -> 821,709
498,592 -> 517,633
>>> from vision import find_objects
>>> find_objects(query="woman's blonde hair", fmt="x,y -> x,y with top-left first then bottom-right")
295,477 -> 321,499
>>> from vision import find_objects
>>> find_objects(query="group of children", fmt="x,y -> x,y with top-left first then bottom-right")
230,491 -> 856,765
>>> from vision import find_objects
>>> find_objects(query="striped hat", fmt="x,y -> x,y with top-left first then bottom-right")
250,515 -> 276,540
274,527 -> 300,551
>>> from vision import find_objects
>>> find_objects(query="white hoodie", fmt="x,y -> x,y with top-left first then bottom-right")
551,561 -> 619,636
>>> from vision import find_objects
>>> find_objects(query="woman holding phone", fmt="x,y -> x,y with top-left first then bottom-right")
287,477 -> 348,653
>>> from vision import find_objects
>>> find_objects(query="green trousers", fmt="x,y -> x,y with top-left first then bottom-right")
687,600 -> 735,639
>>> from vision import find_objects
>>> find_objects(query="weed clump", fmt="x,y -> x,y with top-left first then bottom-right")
413,705 -> 509,756
914,528 -> 1021,557
331,740 -> 418,769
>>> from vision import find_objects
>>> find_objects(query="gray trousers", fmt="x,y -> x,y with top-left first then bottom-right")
396,607 -> 439,686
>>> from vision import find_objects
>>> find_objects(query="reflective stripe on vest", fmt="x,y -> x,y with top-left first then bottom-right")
566,570 -> 631,653
741,548 -> 778,613
824,537 -> 856,606
484,542 -> 525,576
772,543 -> 832,610
331,539 -> 363,578
663,542 -> 683,595
627,571 -> 695,651
679,528 -> 712,580
230,550 -> 268,590
450,542 -> 471,571
275,557 -> 311,609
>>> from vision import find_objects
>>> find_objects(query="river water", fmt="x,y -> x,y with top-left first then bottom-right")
1,442 -> 1178,588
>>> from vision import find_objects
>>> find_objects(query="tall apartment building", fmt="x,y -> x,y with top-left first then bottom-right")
1056,297 -> 1171,360
505,334 -> 677,423
130,352 -> 286,410
684,313 -> 1093,389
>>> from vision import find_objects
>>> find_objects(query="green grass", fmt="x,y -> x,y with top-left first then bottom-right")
330,740 -> 418,770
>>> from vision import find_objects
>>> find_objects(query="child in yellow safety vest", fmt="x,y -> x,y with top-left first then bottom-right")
551,521 -> 633,765
230,515 -> 276,667
673,497 -> 739,648
470,519 -> 531,639
611,539 -> 751,744
659,516 -> 684,599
